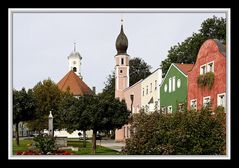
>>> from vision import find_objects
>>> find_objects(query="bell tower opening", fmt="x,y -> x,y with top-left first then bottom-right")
73,67 -> 77,72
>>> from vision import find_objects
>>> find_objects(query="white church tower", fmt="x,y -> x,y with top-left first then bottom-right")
68,43 -> 83,79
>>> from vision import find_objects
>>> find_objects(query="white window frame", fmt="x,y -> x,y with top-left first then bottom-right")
217,93 -> 226,108
203,96 -> 211,107
169,78 -> 172,93
200,64 -> 207,75
167,106 -> 172,113
207,61 -> 214,73
190,99 -> 197,110
172,76 -> 176,92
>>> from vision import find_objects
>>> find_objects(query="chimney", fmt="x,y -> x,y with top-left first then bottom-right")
92,86 -> 96,94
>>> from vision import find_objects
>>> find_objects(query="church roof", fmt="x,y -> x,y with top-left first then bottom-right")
174,63 -> 194,75
57,70 -> 93,96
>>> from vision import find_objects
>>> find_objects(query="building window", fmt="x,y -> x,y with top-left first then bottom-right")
203,96 -> 211,107
123,127 -> 126,138
150,83 -> 152,93
73,67 -> 77,72
121,58 -> 124,65
142,88 -> 144,96
155,80 -> 157,90
178,103 -> 184,112
200,64 -> 206,75
177,79 -> 181,88
146,86 -> 148,95
207,61 -> 214,72
167,106 -> 172,113
217,93 -> 226,108
190,99 -> 197,110
120,70 -> 123,73
169,78 -> 172,93
172,76 -> 176,92
164,84 -> 168,92
161,106 -> 166,113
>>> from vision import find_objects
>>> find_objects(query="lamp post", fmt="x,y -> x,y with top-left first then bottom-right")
48,111 -> 53,137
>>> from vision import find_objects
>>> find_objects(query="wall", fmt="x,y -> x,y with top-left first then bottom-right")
187,39 -> 226,110
160,64 -> 188,112
141,68 -> 162,112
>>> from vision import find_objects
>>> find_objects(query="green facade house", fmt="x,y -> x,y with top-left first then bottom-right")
160,63 -> 194,113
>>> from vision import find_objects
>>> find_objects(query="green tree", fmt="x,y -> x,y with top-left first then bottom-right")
129,57 -> 152,86
13,88 -> 36,146
161,16 -> 226,77
69,95 -> 130,154
62,94 -> 91,148
30,79 -> 62,132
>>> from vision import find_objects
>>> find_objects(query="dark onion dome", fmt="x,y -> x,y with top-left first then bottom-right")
115,24 -> 128,55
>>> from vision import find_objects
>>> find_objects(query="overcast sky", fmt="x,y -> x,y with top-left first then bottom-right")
12,9 -> 226,93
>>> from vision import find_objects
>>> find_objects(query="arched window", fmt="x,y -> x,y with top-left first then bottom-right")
73,67 -> 77,72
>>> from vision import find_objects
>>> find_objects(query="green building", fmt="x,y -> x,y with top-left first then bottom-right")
160,63 -> 194,113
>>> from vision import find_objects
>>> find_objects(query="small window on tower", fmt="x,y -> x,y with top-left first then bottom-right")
73,67 -> 77,72
121,58 -> 124,65
120,70 -> 123,73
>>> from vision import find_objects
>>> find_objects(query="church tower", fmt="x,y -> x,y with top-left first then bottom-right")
68,43 -> 83,79
115,19 -> 129,101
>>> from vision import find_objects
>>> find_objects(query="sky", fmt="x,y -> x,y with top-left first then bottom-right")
12,9 -> 226,93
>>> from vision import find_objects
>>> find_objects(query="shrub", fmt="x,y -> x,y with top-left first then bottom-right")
33,134 -> 57,154
125,108 -> 226,155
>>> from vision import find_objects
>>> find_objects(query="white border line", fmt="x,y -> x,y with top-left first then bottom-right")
8,8 -> 230,160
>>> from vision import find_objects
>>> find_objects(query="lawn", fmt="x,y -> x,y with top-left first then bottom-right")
12,138 -> 34,154
12,138 -> 121,155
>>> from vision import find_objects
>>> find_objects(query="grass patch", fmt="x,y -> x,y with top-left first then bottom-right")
12,139 -> 121,155
12,138 -> 34,154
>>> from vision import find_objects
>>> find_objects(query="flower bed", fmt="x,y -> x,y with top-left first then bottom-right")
16,150 -> 72,155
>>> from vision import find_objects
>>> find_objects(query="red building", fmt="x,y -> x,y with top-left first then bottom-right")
187,39 -> 226,111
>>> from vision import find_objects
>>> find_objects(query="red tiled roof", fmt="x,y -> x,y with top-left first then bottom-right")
174,63 -> 194,75
57,70 -> 93,96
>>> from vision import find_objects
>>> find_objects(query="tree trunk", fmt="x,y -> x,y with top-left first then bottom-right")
83,130 -> 86,148
16,122 -> 20,146
92,130 -> 97,154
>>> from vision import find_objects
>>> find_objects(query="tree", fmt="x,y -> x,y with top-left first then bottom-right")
101,57 -> 152,99
13,88 -> 36,146
66,94 -> 130,154
161,16 -> 226,77
129,57 -> 152,86
61,94 -> 91,148
30,79 -> 62,132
